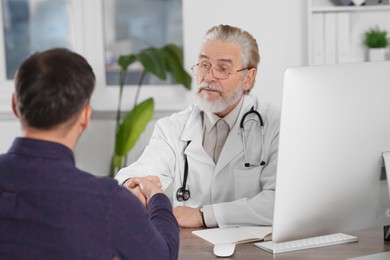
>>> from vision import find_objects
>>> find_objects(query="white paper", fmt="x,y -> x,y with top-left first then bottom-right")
192,226 -> 272,245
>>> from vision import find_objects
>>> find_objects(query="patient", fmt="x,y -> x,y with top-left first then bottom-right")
0,48 -> 179,259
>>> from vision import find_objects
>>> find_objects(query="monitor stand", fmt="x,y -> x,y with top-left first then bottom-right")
348,151 -> 390,260
381,151 -> 390,241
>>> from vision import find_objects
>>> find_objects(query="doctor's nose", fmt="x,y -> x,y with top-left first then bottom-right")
203,68 -> 218,82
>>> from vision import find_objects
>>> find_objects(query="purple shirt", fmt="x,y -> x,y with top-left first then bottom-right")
0,138 -> 179,259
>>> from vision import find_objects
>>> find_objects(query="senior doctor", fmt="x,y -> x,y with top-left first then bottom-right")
115,24 -> 280,228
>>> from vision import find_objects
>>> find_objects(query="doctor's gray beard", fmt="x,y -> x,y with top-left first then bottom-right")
195,82 -> 244,114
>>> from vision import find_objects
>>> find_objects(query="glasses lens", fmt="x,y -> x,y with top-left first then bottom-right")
192,64 -> 229,80
193,64 -> 206,77
213,68 -> 228,80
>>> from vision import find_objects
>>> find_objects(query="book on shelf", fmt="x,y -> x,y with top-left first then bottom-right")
192,226 -> 272,245
312,13 -> 325,65
324,12 -> 337,64
337,12 -> 350,63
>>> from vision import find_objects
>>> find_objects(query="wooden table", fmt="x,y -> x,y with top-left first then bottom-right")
179,227 -> 390,259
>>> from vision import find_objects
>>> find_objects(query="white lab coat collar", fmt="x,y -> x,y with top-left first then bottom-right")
180,95 -> 258,171
180,105 -> 212,165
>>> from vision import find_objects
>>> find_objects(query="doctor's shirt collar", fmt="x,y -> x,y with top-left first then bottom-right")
203,97 -> 244,134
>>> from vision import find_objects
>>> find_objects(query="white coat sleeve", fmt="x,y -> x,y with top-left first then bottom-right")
114,117 -> 177,190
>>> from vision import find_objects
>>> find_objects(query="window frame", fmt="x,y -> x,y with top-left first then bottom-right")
0,0 -> 190,113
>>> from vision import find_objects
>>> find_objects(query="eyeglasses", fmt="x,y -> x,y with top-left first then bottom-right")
191,63 -> 249,80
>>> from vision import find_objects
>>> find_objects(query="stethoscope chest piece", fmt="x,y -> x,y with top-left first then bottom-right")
176,186 -> 190,202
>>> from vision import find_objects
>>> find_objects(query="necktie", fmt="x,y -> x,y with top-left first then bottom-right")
214,119 -> 229,163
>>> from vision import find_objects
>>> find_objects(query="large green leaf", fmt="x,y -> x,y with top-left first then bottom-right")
110,43 -> 192,177
115,98 -> 154,157
137,47 -> 166,80
113,154 -> 123,170
118,54 -> 137,70
162,44 -> 192,90
117,44 -> 192,89
163,43 -> 183,64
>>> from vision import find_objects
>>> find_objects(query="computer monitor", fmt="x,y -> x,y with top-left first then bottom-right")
272,61 -> 390,243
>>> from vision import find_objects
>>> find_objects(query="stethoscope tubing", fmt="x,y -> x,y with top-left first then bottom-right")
177,105 -> 266,201
240,106 -> 266,167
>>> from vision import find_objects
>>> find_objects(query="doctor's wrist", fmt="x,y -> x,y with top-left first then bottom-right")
121,178 -> 132,186
199,207 -> 206,227
201,205 -> 219,228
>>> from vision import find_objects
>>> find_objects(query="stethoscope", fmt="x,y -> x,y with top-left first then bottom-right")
176,106 -> 266,202
176,141 -> 191,201
240,106 -> 266,167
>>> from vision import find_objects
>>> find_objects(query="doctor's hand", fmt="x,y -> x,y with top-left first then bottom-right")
123,175 -> 162,188
173,206 -> 204,228
125,177 -> 163,207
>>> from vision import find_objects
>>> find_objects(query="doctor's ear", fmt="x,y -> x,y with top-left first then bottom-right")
243,68 -> 257,92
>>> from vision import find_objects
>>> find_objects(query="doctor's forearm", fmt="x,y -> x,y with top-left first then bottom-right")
211,194 -> 274,227
202,204 -> 218,227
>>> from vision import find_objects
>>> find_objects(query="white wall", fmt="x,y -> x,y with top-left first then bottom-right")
0,1 -> 307,176
183,0 -> 307,108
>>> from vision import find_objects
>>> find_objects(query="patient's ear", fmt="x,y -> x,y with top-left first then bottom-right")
79,104 -> 92,130
11,94 -> 20,118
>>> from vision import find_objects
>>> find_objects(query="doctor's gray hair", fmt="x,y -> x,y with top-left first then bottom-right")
203,24 -> 260,90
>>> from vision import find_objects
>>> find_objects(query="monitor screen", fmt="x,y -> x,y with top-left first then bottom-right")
272,61 -> 390,243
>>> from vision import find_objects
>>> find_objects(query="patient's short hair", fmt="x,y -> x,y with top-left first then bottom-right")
14,48 -> 95,130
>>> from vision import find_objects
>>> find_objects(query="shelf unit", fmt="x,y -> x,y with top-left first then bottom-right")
308,0 -> 390,65
312,5 -> 390,12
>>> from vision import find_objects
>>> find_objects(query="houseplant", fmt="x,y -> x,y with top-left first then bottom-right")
110,43 -> 192,177
363,26 -> 389,61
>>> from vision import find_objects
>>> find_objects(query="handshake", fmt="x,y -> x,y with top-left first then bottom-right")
123,176 -> 163,207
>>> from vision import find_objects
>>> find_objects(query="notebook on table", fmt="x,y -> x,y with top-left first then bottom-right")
192,226 -> 272,245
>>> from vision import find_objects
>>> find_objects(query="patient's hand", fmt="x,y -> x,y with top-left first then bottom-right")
125,184 -> 147,207
126,177 -> 163,206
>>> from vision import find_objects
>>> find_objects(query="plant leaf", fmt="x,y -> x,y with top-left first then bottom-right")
162,44 -> 192,90
163,43 -> 183,63
115,98 -> 154,157
118,54 -> 137,70
110,43 -> 192,177
113,154 -> 123,170
364,26 -> 389,48
137,48 -> 167,80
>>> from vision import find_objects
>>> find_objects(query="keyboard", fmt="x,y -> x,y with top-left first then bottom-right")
255,233 -> 358,254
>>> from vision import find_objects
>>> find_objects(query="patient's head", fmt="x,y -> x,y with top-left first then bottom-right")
13,48 -> 95,131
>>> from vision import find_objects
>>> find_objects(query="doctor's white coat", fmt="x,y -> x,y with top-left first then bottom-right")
115,94 -> 280,227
